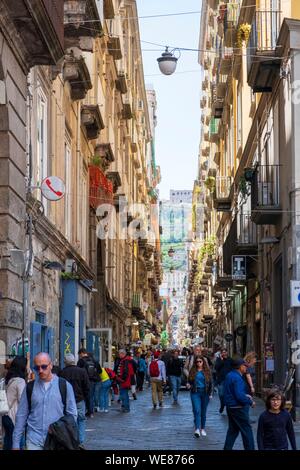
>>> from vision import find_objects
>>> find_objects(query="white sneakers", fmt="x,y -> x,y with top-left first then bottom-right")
194,429 -> 207,437
201,429 -> 207,436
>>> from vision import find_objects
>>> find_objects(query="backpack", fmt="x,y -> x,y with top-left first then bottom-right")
84,357 -> 97,380
26,377 -> 67,414
105,368 -> 116,381
149,360 -> 160,378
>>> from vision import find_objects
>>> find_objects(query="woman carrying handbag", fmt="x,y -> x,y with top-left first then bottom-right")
2,356 -> 27,450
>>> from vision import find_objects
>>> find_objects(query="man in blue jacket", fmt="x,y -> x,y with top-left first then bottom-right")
223,358 -> 255,450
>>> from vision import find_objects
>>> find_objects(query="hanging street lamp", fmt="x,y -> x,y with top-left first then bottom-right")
157,47 -> 181,76
168,247 -> 175,257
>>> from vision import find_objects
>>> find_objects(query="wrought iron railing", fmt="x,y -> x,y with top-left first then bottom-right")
237,213 -> 257,245
215,176 -> 233,200
251,164 -> 280,208
249,10 -> 281,52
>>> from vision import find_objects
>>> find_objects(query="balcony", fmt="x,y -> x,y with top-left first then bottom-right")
107,171 -> 122,193
64,0 -> 103,47
132,292 -> 145,319
247,10 -> 281,92
214,176 -> 233,211
103,0 -> 115,19
108,36 -> 122,60
94,143 -> 115,171
251,164 -> 281,224
217,75 -> 227,99
81,105 -> 105,140
224,2 -> 240,47
116,72 -> 128,94
212,99 -> 224,119
223,213 -> 257,274
63,55 -> 92,100
5,0 -> 64,67
122,98 -> 133,120
219,47 -> 233,75
89,165 -> 113,209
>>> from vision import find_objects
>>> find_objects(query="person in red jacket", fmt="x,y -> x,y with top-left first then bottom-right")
116,349 -> 134,412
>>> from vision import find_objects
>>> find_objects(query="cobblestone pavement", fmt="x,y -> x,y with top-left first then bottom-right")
85,385 -> 300,450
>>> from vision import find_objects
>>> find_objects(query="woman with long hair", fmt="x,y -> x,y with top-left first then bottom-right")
2,355 -> 27,449
187,355 -> 213,438
244,351 -> 257,396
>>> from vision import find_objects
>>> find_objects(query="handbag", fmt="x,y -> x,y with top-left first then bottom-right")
0,379 -> 9,416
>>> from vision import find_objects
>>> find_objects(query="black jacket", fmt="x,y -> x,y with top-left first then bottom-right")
214,357 -> 233,384
166,358 -> 182,377
60,365 -> 90,403
77,356 -> 101,382
43,415 -> 80,450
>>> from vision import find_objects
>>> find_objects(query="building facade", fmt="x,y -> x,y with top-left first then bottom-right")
0,0 -> 162,368
191,0 -> 300,416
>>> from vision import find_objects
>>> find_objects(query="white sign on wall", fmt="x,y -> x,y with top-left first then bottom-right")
290,280 -> 300,307
41,176 -> 65,201
232,255 -> 246,280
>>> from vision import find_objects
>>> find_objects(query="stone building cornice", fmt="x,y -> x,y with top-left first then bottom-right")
27,196 -> 94,280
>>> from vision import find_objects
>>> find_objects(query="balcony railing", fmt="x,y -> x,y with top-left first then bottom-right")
89,166 -> 113,209
237,213 -> 257,246
249,10 -> 281,52
251,164 -> 281,224
216,176 -> 232,200
131,292 -> 144,318
214,176 -> 233,211
247,10 -> 281,92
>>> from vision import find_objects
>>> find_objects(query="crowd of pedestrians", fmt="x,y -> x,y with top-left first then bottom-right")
0,344 -> 297,451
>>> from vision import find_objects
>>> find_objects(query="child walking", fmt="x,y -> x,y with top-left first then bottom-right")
257,390 -> 297,450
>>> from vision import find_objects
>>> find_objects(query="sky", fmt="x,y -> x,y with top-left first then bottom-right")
136,0 -> 202,200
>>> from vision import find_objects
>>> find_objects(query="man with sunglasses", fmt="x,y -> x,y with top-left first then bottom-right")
12,352 -> 77,450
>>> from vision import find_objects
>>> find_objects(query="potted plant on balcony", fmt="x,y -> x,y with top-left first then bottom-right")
239,175 -> 251,201
244,166 -> 256,182
237,23 -> 251,48
204,176 -> 216,193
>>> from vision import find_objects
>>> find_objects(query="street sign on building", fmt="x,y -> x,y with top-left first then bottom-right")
232,255 -> 246,280
41,176 -> 65,201
290,280 -> 300,307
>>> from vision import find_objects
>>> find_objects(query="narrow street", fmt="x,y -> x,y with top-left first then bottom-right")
85,388 -> 300,450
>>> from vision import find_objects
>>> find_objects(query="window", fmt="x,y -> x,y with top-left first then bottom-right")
36,85 -> 48,213
237,86 -> 242,149
65,141 -> 72,241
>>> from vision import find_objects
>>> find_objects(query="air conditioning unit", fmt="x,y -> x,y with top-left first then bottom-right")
65,259 -> 78,273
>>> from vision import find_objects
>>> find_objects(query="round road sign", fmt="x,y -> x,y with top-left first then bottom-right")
41,176 -> 65,201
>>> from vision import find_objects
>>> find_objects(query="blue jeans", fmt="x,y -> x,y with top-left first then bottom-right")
89,381 -> 97,414
218,383 -> 225,409
94,382 -> 101,409
170,376 -> 181,401
77,400 -> 86,445
120,388 -> 130,411
224,407 -> 255,450
190,390 -> 209,429
99,380 -> 111,410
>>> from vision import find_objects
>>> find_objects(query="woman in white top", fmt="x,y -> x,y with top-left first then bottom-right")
2,356 -> 27,449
